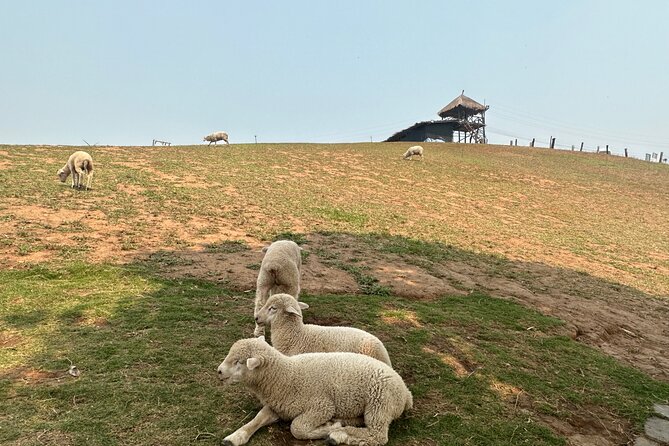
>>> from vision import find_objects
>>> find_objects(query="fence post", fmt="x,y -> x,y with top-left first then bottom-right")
624,148 -> 628,157
550,137 -> 556,149
530,138 -> 535,147
510,140 -> 513,146
580,142 -> 584,151
597,146 -> 600,153
660,152 -> 665,163
606,144 -> 609,154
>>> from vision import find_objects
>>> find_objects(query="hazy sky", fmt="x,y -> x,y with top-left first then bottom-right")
1,1 -> 668,159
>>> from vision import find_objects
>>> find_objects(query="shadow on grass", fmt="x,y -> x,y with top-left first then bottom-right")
1,232 -> 668,445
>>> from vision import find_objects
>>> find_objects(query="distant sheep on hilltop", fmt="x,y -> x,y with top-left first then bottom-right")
402,145 -> 424,161
203,131 -> 229,145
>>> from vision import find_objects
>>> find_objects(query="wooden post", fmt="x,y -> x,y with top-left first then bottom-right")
605,144 -> 609,154
550,137 -> 556,149
580,142 -> 584,151
660,152 -> 665,163
597,146 -> 600,153
530,138 -> 535,147
510,140 -> 513,146
624,148 -> 628,157
571,145 -> 575,151
514,138 -> 518,146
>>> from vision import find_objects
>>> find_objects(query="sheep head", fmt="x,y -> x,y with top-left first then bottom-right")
217,337 -> 271,383
256,293 -> 308,326
57,167 -> 69,182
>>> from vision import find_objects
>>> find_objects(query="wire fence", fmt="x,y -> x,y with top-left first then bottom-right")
486,128 -> 666,164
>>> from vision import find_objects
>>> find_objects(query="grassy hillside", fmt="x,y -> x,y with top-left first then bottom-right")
1,143 -> 668,445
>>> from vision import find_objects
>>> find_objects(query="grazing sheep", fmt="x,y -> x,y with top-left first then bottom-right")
203,131 -> 229,145
57,151 -> 94,190
402,145 -> 424,160
254,240 -> 302,337
217,337 -> 412,446
256,293 -> 392,367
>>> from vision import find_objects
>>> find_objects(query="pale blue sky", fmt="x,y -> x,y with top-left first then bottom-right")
1,1 -> 668,159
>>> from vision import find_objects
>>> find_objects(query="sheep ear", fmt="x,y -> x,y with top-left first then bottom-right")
246,357 -> 262,370
285,306 -> 301,315
298,302 -> 309,310
261,246 -> 269,253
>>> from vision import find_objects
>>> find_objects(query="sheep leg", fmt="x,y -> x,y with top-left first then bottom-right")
254,276 -> 273,337
326,425 -> 388,446
74,167 -> 85,189
327,399 -> 393,446
222,405 -> 279,446
289,408 -> 339,441
86,171 -> 93,190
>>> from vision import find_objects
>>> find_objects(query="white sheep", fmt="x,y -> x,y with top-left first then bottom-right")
256,293 -> 392,367
402,145 -> 424,160
254,240 -> 302,337
203,131 -> 229,145
217,336 -> 412,446
57,151 -> 94,190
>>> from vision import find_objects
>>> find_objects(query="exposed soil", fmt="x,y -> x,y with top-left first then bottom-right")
2,145 -> 669,445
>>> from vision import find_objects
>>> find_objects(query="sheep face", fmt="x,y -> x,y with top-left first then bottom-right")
256,294 -> 308,326
217,337 -> 268,383
57,168 -> 69,182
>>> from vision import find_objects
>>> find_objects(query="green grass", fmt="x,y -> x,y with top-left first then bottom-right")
1,143 -> 668,444
1,264 -> 668,445
204,240 -> 250,254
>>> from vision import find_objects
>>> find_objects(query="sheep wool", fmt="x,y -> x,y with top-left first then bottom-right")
203,131 -> 229,145
217,337 -> 412,446
402,145 -> 424,160
254,240 -> 302,336
57,151 -> 94,190
256,293 -> 392,367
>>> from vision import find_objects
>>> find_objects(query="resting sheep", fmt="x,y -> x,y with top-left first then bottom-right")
254,240 -> 302,337
402,145 -> 424,160
57,151 -> 94,190
256,293 -> 392,367
203,131 -> 229,145
217,336 -> 412,446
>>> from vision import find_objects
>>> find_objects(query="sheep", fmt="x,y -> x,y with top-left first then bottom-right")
57,151 -> 94,190
256,293 -> 392,367
402,145 -> 424,160
254,240 -> 302,337
203,131 -> 229,145
217,336 -> 412,446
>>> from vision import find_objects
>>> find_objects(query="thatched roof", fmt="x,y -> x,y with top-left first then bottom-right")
438,91 -> 488,119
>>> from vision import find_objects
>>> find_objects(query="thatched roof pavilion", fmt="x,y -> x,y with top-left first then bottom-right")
385,91 -> 488,143
437,91 -> 488,119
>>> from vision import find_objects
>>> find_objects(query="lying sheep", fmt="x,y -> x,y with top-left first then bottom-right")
402,145 -> 424,160
256,293 -> 392,367
203,131 -> 229,145
217,337 -> 412,446
254,240 -> 302,337
57,151 -> 94,190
